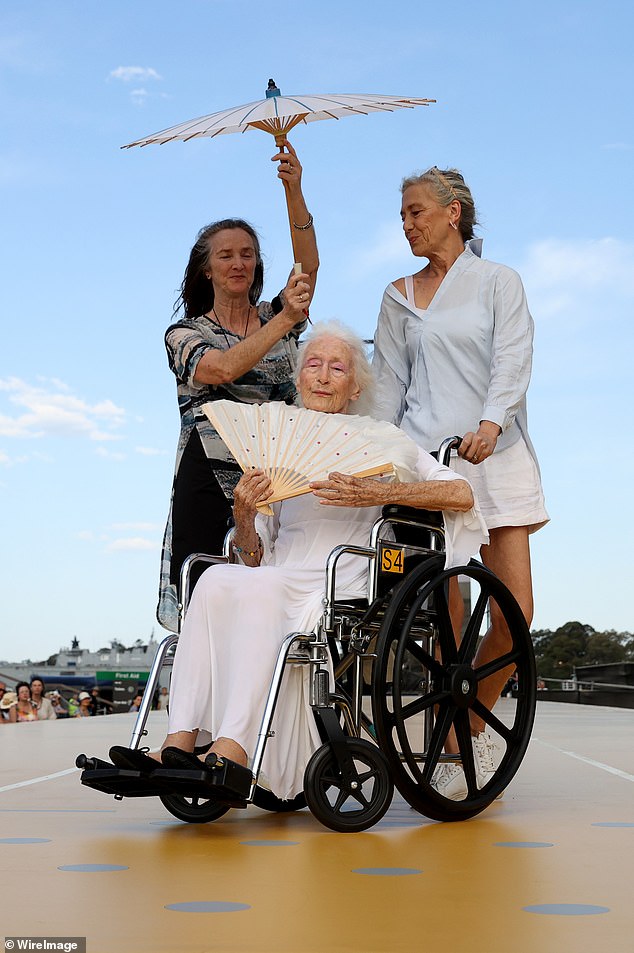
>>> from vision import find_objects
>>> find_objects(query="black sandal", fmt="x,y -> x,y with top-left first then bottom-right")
159,748 -> 251,800
160,747 -> 213,771
109,746 -> 161,773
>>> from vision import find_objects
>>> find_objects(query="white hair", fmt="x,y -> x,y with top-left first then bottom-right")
295,320 -> 376,415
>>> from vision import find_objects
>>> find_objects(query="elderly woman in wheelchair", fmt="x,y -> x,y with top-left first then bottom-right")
78,322 -> 536,832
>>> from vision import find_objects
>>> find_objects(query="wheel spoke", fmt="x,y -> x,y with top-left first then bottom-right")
350,788 -> 371,809
458,588 -> 489,664
332,787 -> 350,814
401,637 -> 445,679
421,701 -> 457,781
399,688 -> 445,721
475,649 -> 522,681
471,699 -> 514,741
355,766 -> 377,786
432,583 -> 458,665
320,770 -> 341,787
454,710 -> 477,793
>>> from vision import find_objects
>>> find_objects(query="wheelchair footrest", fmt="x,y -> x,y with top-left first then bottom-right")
152,761 -> 252,806
78,767 -> 167,798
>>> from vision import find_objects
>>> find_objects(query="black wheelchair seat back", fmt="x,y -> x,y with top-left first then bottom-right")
372,504 -> 445,600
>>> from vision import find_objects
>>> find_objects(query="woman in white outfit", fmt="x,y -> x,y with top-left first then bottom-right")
111,322 -> 487,800
371,166 -> 549,796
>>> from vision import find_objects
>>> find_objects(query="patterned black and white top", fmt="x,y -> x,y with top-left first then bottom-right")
157,297 -> 306,631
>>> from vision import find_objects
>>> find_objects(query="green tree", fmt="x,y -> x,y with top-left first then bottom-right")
532,622 -> 593,679
531,622 -> 633,679
585,632 -> 627,666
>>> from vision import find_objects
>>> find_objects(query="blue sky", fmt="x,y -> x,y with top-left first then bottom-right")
1,0 -> 632,662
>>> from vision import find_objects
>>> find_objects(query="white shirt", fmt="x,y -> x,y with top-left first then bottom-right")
372,244 -> 534,454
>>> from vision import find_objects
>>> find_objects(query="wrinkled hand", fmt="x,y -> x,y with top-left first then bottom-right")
233,469 -> 272,523
271,140 -> 303,191
310,472 -> 389,507
458,422 -> 500,465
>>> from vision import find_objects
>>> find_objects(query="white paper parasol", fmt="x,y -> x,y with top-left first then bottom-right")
121,80 -> 435,263
122,79 -> 435,149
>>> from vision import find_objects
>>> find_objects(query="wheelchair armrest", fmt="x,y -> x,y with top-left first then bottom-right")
178,551 -> 230,627
381,504 -> 443,528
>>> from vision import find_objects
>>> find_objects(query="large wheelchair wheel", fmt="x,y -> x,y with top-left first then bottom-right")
372,558 -> 536,821
160,792 -> 231,824
303,738 -> 393,833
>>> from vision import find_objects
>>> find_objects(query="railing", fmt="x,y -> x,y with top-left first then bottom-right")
540,676 -> 634,691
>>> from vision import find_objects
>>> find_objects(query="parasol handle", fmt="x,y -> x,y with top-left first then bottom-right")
276,137 -> 302,270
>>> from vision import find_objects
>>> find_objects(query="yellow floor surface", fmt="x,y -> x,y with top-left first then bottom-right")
1,701 -> 633,953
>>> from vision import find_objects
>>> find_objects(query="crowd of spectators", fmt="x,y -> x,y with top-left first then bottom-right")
0,679 -> 168,723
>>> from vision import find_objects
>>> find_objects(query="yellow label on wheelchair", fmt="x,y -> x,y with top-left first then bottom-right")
375,540 -> 437,597
379,543 -> 406,574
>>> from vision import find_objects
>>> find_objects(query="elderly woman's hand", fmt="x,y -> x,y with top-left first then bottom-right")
232,470 -> 272,564
233,470 -> 272,522
459,422 -> 501,465
310,472 -> 389,507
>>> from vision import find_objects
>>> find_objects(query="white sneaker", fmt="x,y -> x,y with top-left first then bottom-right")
432,762 -> 467,800
472,732 -> 503,799
473,732 -> 495,777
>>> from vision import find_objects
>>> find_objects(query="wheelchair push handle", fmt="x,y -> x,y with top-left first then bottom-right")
437,435 -> 463,467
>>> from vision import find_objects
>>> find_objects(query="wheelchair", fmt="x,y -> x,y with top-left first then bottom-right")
77,437 -> 536,833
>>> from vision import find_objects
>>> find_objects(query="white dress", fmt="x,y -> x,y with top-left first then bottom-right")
167,450 -> 487,799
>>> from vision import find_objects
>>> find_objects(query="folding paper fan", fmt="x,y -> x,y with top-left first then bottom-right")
201,400 -> 420,514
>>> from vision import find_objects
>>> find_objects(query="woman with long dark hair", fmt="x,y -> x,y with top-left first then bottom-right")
158,142 -> 319,631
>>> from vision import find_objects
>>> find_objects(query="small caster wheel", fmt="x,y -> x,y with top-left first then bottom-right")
304,738 -> 393,833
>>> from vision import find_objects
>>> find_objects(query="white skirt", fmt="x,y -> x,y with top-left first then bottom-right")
166,563 -> 326,801
451,436 -> 549,534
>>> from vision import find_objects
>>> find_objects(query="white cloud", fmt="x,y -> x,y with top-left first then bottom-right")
519,237 -> 634,321
106,537 -> 157,553
130,88 -> 149,107
108,66 -> 163,106
47,377 -> 71,391
95,447 -> 126,461
109,66 -> 162,83
76,523 -> 160,554
135,446 -> 168,456
111,522 -> 161,532
0,378 -> 126,441
0,449 -> 52,467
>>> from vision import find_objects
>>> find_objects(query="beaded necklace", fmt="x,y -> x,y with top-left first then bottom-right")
209,306 -> 252,347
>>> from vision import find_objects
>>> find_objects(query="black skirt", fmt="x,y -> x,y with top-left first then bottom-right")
169,428 -> 240,590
